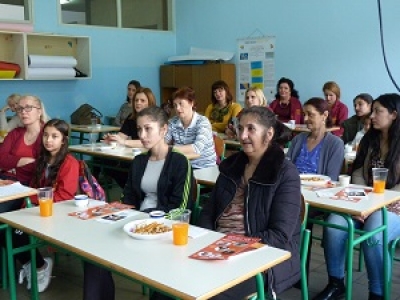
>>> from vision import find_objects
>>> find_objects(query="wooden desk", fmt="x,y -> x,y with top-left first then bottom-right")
302,185 -> 400,300
0,201 -> 291,300
70,124 -> 121,144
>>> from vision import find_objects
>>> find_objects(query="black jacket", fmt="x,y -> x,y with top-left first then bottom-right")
121,147 -> 194,212
199,143 -> 301,294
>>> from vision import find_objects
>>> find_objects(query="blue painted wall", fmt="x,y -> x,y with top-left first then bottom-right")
1,0 -> 176,121
175,0 -> 400,113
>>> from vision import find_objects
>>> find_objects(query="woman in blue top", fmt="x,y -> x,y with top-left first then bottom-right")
287,97 -> 344,284
287,97 -> 344,180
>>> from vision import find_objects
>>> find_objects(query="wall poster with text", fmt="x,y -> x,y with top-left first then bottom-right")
236,36 -> 276,106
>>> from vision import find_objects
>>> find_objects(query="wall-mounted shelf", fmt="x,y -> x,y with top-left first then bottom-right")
0,31 -> 91,80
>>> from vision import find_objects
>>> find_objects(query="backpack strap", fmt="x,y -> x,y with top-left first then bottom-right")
81,160 -> 98,199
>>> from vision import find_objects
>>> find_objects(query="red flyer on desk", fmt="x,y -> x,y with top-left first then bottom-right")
331,187 -> 372,202
189,234 -> 263,260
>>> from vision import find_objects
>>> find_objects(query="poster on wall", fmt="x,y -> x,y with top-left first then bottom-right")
236,36 -> 276,106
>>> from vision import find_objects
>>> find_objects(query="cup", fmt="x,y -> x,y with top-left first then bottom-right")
372,168 -> 388,193
169,209 -> 191,246
338,175 -> 351,187
88,133 -> 97,149
91,117 -> 97,127
345,144 -> 353,154
288,119 -> 296,129
38,187 -> 53,217
74,194 -> 89,208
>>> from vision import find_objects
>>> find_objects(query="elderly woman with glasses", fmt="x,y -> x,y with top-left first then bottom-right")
0,95 -> 50,189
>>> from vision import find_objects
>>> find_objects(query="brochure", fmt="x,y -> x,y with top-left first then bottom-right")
316,187 -> 372,203
189,234 -> 263,260
68,202 -> 135,220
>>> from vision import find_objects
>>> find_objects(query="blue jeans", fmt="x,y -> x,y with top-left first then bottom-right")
323,210 -> 400,296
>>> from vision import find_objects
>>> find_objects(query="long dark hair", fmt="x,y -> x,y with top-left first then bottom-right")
32,119 -> 70,188
238,106 -> 291,147
126,80 -> 141,102
352,93 -> 400,188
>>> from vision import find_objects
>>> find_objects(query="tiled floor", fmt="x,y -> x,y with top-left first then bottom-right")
1,184 -> 400,300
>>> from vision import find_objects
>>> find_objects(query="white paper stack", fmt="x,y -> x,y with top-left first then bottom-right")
27,55 -> 77,79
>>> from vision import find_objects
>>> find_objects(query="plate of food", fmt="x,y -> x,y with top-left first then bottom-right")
300,174 -> 331,186
123,218 -> 173,240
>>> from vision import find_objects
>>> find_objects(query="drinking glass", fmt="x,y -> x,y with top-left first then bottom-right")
88,133 -> 97,149
372,168 -> 388,193
169,209 -> 191,246
38,187 -> 53,217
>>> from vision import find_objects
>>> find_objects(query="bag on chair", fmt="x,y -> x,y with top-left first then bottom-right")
78,160 -> 106,201
70,104 -> 103,125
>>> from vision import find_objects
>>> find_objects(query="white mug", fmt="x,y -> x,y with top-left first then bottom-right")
338,175 -> 351,187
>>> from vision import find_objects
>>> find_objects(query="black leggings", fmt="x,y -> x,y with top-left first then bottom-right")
0,199 -> 45,268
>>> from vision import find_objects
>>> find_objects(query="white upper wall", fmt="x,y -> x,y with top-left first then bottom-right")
175,0 -> 400,112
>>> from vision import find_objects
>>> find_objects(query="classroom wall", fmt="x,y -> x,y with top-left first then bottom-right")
175,0 -> 400,113
1,0 -> 176,121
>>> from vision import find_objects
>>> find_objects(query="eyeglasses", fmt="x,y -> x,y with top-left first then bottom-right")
16,105 -> 41,113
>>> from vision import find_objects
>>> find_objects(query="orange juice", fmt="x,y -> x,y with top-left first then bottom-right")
39,198 -> 53,217
172,223 -> 189,245
373,180 -> 386,193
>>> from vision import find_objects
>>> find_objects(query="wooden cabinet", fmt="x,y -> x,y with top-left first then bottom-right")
0,31 -> 91,80
160,63 -> 235,114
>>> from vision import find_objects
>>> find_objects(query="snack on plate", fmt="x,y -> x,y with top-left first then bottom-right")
301,176 -> 324,182
132,222 -> 171,235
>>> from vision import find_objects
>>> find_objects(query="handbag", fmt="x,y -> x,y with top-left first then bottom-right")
70,104 -> 103,125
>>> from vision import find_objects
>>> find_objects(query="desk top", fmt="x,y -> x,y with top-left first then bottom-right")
302,185 -> 400,217
0,182 -> 37,203
69,144 -> 201,161
0,201 -> 291,299
194,166 -> 220,186
70,124 -> 120,133
217,134 -> 241,147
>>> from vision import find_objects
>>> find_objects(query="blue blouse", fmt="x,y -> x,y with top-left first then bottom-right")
295,137 -> 324,174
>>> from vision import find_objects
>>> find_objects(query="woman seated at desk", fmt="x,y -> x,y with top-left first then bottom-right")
83,107 -> 194,300
341,93 -> 373,145
113,79 -> 141,126
166,86 -> 216,169
198,106 -> 301,299
287,97 -> 344,284
0,119 -> 78,293
287,97 -> 344,180
313,94 -> 400,300
225,87 -> 268,139
204,80 -> 242,133
102,87 -> 156,187
323,81 -> 349,137
269,77 -> 303,124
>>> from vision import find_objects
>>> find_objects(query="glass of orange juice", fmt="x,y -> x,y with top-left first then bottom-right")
372,168 -> 388,193
169,209 -> 191,246
38,187 -> 53,217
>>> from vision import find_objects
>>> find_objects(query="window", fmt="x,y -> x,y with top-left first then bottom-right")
60,0 -> 171,31
0,0 -> 32,22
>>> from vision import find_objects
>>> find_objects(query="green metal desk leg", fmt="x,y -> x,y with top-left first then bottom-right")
255,273 -> 265,300
344,216 -> 355,300
4,226 -> 16,300
382,207 -> 389,300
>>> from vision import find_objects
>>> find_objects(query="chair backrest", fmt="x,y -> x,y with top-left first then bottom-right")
213,134 -> 226,163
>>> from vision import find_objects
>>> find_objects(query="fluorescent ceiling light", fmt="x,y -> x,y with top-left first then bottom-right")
60,0 -> 70,4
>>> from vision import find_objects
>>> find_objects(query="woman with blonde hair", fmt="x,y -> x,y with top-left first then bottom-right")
225,87 -> 268,138
323,81 -> 348,137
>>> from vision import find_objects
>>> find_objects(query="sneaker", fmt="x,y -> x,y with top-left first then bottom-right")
36,257 -> 53,293
18,257 -> 53,293
18,262 -> 31,290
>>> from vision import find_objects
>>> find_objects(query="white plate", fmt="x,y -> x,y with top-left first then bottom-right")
123,218 -> 173,240
300,174 -> 331,186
